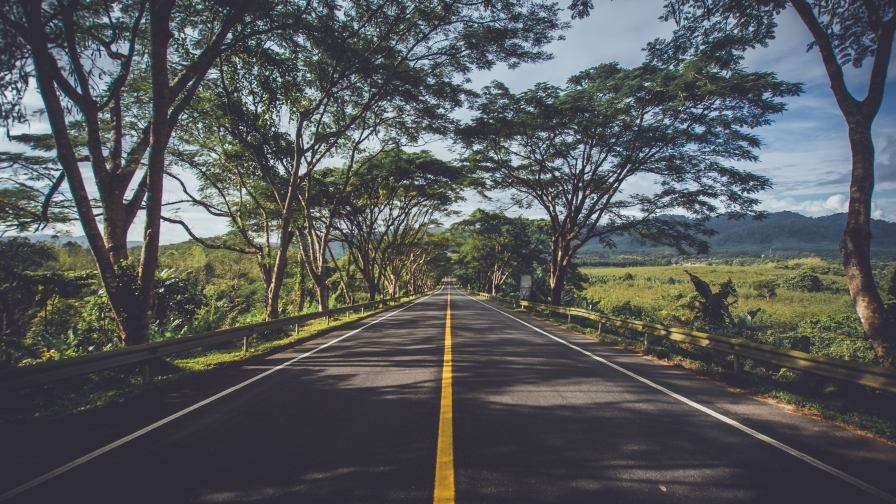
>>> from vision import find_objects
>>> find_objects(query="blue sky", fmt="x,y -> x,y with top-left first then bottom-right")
450,0 -> 896,224
4,0 -> 895,243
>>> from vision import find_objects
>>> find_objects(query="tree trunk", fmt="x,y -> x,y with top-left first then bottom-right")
297,254 -> 306,313
549,237 -> 571,306
315,276 -> 329,312
549,264 -> 568,306
790,0 -> 896,367
103,202 -> 131,264
367,278 -> 378,302
129,0 -> 176,347
841,120 -> 896,367
265,229 -> 294,321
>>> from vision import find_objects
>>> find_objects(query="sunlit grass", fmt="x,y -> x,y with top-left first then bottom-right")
580,265 -> 855,333
1,304 -> 401,425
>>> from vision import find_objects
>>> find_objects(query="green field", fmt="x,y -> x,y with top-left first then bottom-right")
578,257 -> 880,364
581,264 -> 852,332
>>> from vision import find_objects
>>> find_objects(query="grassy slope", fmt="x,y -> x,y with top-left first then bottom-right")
580,263 -> 856,333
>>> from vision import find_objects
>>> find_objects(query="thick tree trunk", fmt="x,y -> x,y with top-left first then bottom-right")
315,275 -> 329,312
21,0 -> 132,343
366,276 -> 378,302
128,0 -> 176,347
841,121 -> 896,367
549,239 -> 571,306
549,264 -> 567,306
297,255 -> 306,313
103,202 -> 131,263
265,223 -> 294,321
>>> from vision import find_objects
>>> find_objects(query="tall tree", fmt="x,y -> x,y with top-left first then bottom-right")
167,0 -> 573,318
460,61 -> 800,305
450,210 -> 549,295
334,150 -> 466,300
0,0 -> 278,345
648,0 -> 896,365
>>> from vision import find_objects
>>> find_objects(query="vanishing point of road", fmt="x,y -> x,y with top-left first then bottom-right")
2,281 -> 896,503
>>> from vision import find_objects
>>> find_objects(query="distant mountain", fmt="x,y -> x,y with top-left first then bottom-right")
2,234 -> 142,248
706,212 -> 896,250
580,211 -> 896,256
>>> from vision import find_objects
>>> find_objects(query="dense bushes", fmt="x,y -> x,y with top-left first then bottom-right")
781,270 -> 824,293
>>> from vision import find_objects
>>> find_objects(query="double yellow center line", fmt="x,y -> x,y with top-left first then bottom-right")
434,286 -> 455,503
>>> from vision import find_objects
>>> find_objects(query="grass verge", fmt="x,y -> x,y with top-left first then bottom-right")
0,300 -> 413,427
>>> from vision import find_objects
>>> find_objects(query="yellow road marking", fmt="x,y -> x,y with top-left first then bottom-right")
434,286 -> 455,503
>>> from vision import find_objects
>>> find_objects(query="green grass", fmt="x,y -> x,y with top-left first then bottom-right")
580,264 -> 855,333
0,303 -> 406,426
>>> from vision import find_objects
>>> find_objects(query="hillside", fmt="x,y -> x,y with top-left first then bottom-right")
580,211 -> 896,257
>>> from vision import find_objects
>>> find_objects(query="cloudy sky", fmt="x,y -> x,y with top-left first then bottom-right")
452,0 -> 896,224
4,0 -> 895,243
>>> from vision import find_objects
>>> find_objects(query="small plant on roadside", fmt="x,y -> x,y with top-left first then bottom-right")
683,270 -> 764,335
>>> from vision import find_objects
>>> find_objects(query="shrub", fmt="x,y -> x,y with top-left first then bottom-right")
781,270 -> 824,293
753,278 -> 778,300
792,315 -> 875,363
778,257 -> 832,274
610,301 -> 645,320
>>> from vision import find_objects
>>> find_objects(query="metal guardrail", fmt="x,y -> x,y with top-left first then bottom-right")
0,293 -> 423,391
477,293 -> 896,394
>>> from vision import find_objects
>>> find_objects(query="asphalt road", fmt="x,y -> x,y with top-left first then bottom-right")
2,281 -> 896,503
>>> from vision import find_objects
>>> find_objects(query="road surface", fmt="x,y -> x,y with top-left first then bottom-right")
1,281 -> 895,503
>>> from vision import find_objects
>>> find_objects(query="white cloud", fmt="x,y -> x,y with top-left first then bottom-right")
761,194 -> 847,216
760,194 -> 895,222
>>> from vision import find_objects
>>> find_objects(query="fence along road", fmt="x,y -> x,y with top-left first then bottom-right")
1,282 -> 896,502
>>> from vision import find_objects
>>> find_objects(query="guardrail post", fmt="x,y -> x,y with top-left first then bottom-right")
598,322 -> 602,335
326,315 -> 330,326
243,336 -> 248,353
644,333 -> 649,348
567,313 -> 571,324
733,355 -> 740,374
141,362 -> 150,384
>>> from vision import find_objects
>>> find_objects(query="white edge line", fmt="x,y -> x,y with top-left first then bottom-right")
460,288 -> 896,504
0,288 -> 442,502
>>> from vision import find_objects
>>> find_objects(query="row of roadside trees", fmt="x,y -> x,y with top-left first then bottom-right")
0,0 -> 575,349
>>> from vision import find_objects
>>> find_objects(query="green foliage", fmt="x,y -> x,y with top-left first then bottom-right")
781,270 -> 825,293
753,278 -> 778,300
683,270 -> 738,329
806,316 -> 873,360
580,263 -> 873,363
610,301 -> 647,321
0,133 -> 75,234
0,238 -> 94,366
776,257 -> 837,275
450,209 -> 550,294
460,57 -> 798,303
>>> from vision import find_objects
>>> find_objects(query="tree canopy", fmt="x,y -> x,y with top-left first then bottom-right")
459,60 -> 800,304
